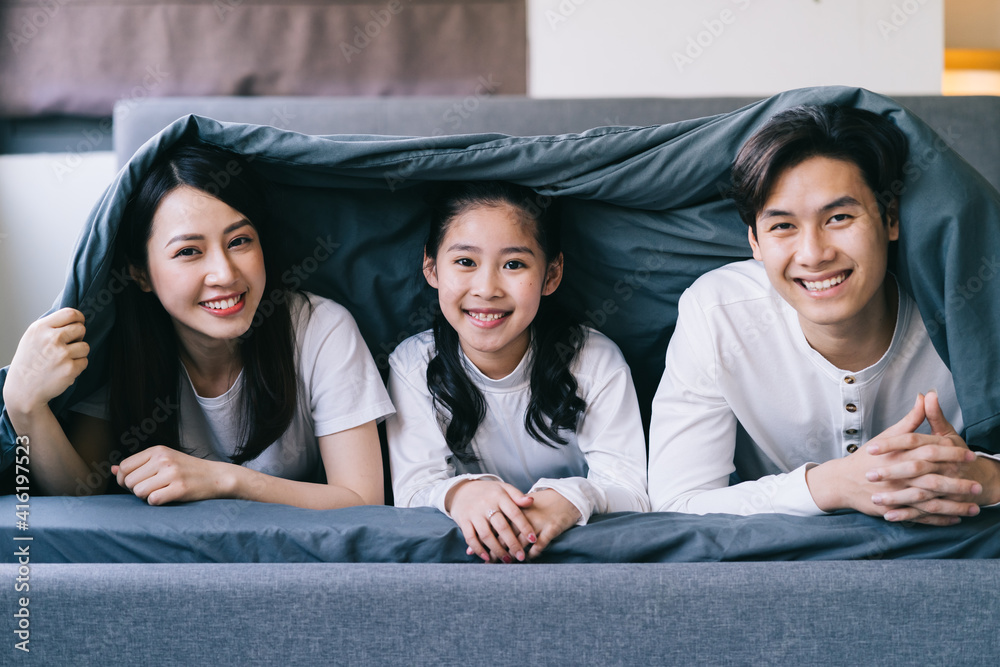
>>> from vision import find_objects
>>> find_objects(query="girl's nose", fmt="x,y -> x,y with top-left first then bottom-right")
470,267 -> 502,298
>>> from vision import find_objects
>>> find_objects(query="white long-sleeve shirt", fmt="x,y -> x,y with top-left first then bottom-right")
387,328 -> 650,524
648,259 -> 969,516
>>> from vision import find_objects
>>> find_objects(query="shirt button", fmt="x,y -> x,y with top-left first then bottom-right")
846,403 -> 857,413
844,376 -> 856,384
845,428 -> 858,435
846,444 -> 858,453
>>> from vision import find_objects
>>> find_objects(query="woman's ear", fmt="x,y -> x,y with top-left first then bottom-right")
886,199 -> 900,242
422,249 -> 439,289
129,264 -> 153,293
542,253 -> 564,296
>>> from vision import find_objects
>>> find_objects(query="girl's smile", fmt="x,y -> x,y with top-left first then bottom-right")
424,203 -> 562,379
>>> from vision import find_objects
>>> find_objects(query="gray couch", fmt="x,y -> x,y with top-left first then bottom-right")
5,93 -> 1000,665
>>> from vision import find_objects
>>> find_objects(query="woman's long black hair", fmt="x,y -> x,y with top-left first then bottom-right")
108,144 -> 297,465
424,181 -> 586,463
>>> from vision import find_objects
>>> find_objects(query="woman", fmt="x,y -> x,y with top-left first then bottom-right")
3,144 -> 393,508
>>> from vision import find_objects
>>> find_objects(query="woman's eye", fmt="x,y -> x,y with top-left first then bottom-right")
229,236 -> 253,249
455,258 -> 475,267
503,260 -> 526,270
174,247 -> 199,258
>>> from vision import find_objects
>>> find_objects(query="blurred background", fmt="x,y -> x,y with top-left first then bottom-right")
0,0 -> 998,364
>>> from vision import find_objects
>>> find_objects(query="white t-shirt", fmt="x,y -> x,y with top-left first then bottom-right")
387,327 -> 650,525
648,259 -> 973,516
73,292 -> 394,482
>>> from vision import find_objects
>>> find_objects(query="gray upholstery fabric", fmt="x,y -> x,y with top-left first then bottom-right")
4,561 -> 998,665
112,95 -> 1000,193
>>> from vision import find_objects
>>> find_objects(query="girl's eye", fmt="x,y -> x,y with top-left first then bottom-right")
503,260 -> 526,270
455,258 -> 475,267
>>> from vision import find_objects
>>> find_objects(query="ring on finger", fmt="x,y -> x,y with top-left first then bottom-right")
486,508 -> 498,520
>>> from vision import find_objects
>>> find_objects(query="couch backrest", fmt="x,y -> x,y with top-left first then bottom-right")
113,95 -> 1000,192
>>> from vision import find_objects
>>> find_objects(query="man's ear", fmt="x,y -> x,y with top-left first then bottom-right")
422,249 -> 439,289
542,253 -> 564,296
886,199 -> 900,242
748,226 -> 763,261
129,264 -> 153,293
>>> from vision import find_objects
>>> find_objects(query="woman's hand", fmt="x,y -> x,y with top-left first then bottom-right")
112,445 -> 234,505
4,308 -> 89,416
520,489 -> 582,559
447,479 -> 537,563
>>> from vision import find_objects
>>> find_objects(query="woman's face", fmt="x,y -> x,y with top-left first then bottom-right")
135,185 -> 266,353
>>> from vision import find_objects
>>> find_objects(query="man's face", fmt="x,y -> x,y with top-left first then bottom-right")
748,155 -> 899,341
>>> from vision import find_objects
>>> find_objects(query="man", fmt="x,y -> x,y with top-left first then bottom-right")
648,105 -> 1000,524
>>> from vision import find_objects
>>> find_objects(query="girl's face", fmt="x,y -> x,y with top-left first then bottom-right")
134,185 -> 266,353
424,203 -> 562,379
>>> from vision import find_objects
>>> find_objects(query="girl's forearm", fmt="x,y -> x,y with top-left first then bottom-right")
227,464 -> 380,509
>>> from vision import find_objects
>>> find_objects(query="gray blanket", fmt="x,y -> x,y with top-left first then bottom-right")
4,496 -> 999,562
3,85 -> 999,468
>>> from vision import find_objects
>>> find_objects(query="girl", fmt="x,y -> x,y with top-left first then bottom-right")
2,144 -> 393,508
387,181 -> 649,563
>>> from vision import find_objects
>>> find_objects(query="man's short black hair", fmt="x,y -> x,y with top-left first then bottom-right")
730,104 -> 909,235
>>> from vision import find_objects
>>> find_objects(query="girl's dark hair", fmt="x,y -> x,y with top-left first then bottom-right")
730,104 -> 909,236
424,181 -> 586,463
109,143 -> 297,465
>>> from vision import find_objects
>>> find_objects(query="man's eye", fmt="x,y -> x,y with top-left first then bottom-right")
769,222 -> 793,232
504,260 -> 525,270
830,213 -> 852,223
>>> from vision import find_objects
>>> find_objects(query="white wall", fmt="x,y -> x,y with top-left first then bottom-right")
0,152 -> 117,365
528,0 -> 944,97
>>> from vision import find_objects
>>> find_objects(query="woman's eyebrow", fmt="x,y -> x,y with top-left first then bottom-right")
164,219 -> 250,247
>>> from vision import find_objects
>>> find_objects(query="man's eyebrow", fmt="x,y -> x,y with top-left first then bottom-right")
820,196 -> 864,211
759,208 -> 792,220
759,196 -> 865,221
165,219 -> 251,247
